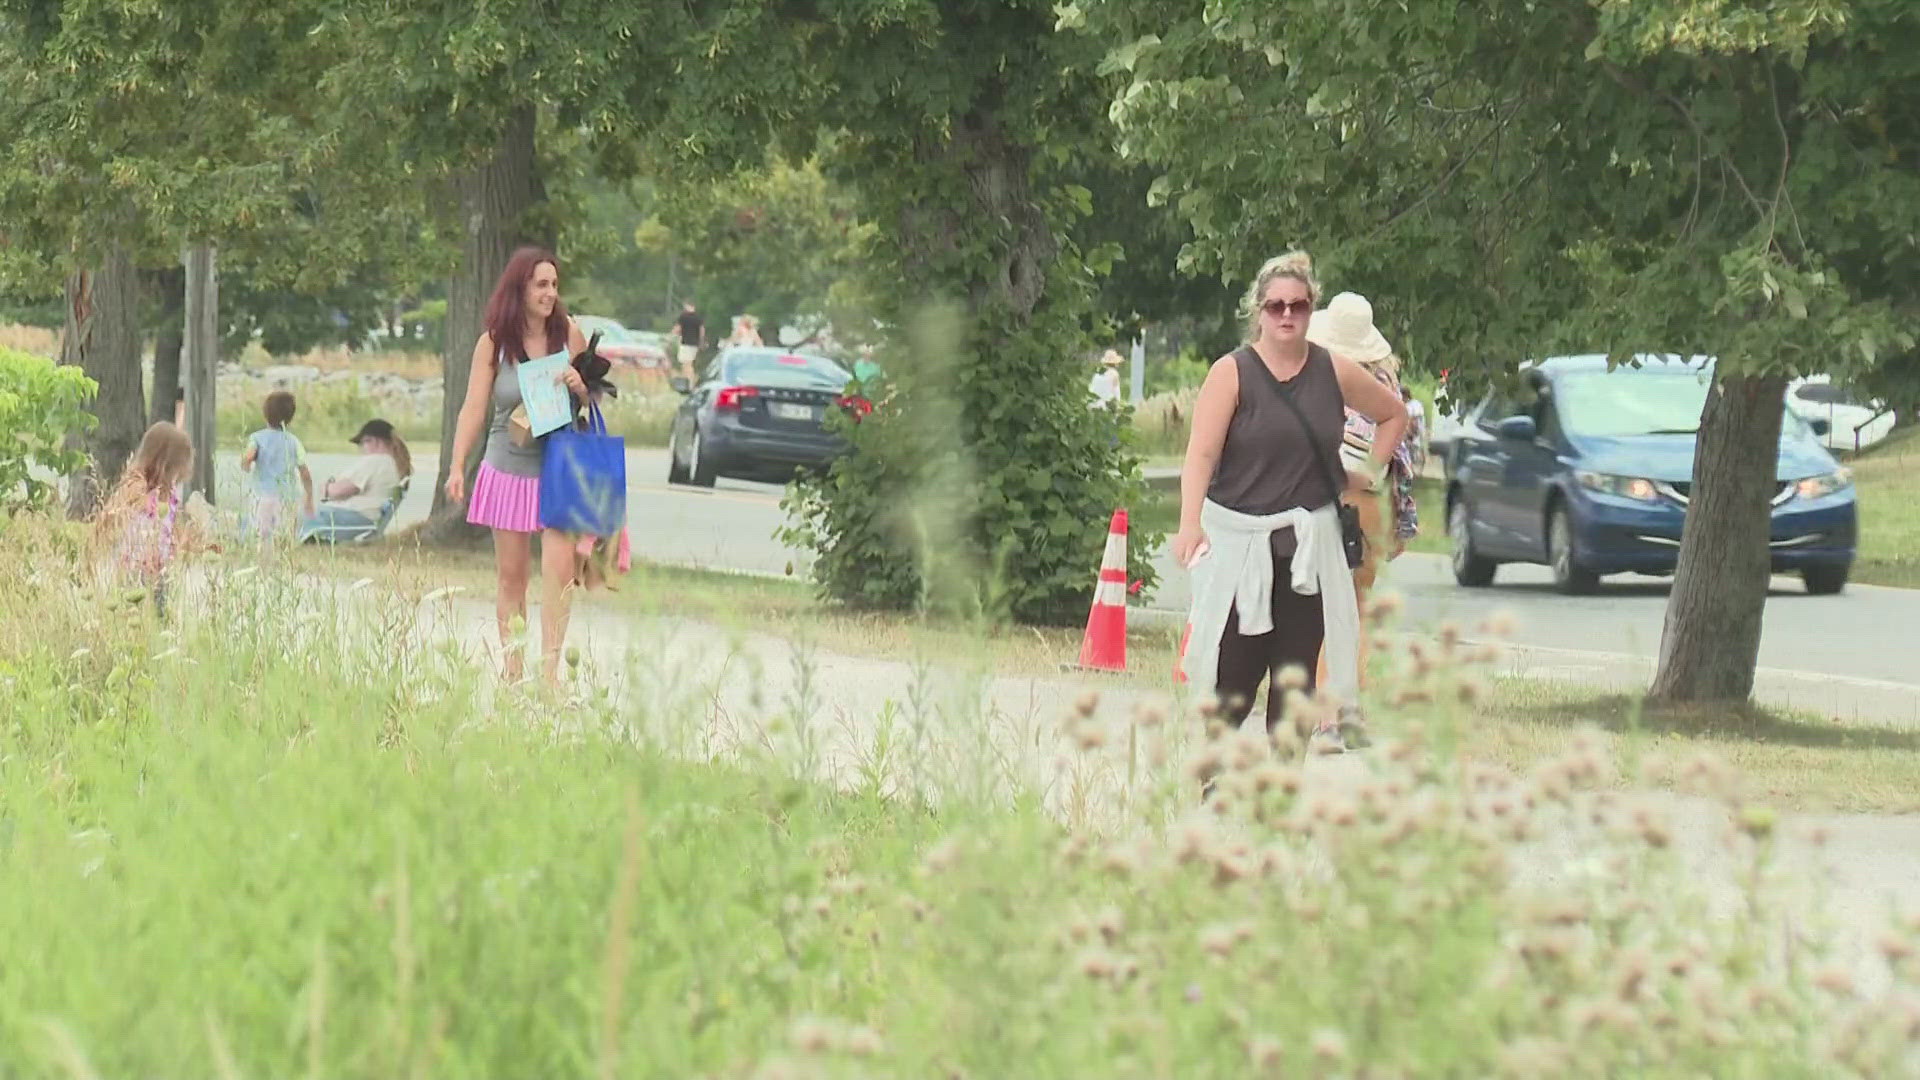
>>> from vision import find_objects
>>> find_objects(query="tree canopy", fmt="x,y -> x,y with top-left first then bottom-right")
1079,0 -> 1920,700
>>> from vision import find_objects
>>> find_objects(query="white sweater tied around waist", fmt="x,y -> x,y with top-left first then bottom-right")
1181,499 -> 1361,722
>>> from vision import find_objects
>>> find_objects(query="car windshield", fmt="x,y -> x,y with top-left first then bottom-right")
726,350 -> 850,390
1553,369 -> 1714,437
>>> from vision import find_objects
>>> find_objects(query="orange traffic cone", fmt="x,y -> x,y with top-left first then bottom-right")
1069,509 -> 1130,673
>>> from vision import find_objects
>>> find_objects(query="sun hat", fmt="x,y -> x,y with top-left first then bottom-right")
1305,292 -> 1392,365
1100,349 -> 1125,367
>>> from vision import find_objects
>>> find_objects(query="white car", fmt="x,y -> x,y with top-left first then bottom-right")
1788,375 -> 1894,453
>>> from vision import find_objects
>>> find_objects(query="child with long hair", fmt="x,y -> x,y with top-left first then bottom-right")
91,422 -> 215,615
240,390 -> 314,543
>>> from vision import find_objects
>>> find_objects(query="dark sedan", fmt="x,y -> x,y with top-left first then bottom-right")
667,347 -> 870,487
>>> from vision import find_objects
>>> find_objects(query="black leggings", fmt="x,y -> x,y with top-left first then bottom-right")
1214,553 -> 1325,733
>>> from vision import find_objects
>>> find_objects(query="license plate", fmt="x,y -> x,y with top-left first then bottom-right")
771,403 -> 815,421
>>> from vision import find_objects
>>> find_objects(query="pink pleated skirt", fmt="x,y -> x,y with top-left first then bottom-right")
466,462 -> 541,533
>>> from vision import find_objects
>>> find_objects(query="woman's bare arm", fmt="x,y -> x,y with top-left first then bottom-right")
1179,356 -> 1240,534
1332,356 -> 1409,482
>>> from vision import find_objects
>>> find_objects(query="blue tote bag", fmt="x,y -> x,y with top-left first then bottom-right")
539,402 -> 627,536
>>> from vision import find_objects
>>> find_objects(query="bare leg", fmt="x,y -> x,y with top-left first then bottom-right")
493,529 -> 533,682
1318,489 -> 1388,694
539,528 -> 583,686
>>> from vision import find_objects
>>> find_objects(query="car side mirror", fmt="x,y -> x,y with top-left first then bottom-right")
1497,415 -> 1537,441
1809,417 -> 1831,437
669,376 -> 692,395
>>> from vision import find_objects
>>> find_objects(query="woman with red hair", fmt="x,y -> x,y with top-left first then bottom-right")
446,246 -> 590,686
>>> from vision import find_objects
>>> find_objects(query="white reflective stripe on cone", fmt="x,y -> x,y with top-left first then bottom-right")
1095,580 -> 1127,607
1102,532 -> 1126,568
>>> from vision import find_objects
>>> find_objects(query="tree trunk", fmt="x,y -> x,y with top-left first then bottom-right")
422,105 -> 547,544
148,265 -> 186,425
1648,370 -> 1789,706
182,244 -> 219,503
61,245 -> 145,518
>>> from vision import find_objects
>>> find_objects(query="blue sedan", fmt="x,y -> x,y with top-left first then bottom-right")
1445,355 -> 1858,595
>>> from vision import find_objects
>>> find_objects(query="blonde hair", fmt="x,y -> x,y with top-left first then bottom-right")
118,421 -> 194,496
91,421 -> 196,552
1240,250 -> 1321,341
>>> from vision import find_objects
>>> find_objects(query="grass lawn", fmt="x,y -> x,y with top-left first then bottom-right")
12,508 -> 1910,1075
1850,425 -> 1920,588
295,535 -> 1920,814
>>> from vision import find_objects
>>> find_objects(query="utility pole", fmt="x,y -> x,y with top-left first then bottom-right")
1129,334 -> 1146,403
182,243 -> 218,503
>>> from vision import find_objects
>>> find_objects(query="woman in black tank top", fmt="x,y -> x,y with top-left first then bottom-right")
1173,252 -> 1409,753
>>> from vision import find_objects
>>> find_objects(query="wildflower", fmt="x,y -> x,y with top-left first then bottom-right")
810,896 -> 832,919
1184,746 -> 1225,789
1496,1036 -> 1567,1076
1251,763 -> 1299,796
1275,664 -> 1308,691
1309,1028 -> 1347,1064
1072,721 -> 1109,752
1738,805 -> 1777,840
1133,702 -> 1166,729
1480,609 -> 1518,639
788,1016 -> 835,1054
1878,932 -> 1915,965
1368,590 -> 1405,620
1813,965 -> 1856,996
1248,1035 -> 1283,1070
1456,677 -> 1485,705
1199,924 -> 1237,958
1094,905 -> 1124,944
844,1026 -> 884,1057
1077,950 -> 1115,979
565,645 -> 582,670
921,838 -> 961,875
1101,844 -> 1141,879
420,585 -> 465,603
1184,983 -> 1203,1004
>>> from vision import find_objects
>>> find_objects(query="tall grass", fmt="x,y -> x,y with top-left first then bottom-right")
2,513 -> 1918,1076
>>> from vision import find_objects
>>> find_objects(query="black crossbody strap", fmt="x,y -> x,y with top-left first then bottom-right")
1242,345 -> 1346,503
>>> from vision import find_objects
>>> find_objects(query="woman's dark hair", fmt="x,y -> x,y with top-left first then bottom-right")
483,246 -> 569,363
264,390 -> 296,428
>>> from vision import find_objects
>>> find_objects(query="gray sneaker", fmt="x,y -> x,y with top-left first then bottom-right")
1337,710 -> 1374,751
1308,725 -> 1348,756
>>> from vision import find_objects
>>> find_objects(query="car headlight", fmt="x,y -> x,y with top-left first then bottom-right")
1795,468 -> 1853,500
1575,471 -> 1660,502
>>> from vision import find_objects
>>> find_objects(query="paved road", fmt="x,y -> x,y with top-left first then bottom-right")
249,447 -> 1920,718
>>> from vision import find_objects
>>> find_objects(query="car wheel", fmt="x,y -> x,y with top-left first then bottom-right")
1450,498 -> 1497,587
687,425 -> 717,488
1549,505 -> 1600,595
666,423 -> 690,484
1802,563 -> 1849,596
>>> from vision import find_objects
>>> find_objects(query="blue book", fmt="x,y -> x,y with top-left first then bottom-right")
518,350 -> 575,438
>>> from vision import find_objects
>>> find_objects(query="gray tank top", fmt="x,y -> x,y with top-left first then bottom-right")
482,351 -> 545,478
1208,343 -> 1346,558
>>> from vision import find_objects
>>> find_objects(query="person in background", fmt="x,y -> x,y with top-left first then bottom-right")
1088,349 -> 1124,408
443,246 -> 591,687
91,421 -> 215,618
299,419 -> 410,543
1173,252 -> 1407,756
674,301 -> 704,381
239,390 -> 314,543
1306,292 -> 1419,697
1402,385 -> 1428,473
726,314 -> 764,348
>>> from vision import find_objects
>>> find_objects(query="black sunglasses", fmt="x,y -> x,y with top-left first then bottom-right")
1261,299 -> 1313,318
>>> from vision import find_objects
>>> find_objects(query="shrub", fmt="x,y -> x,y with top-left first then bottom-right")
780,301 -> 1158,625
0,346 -> 95,513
